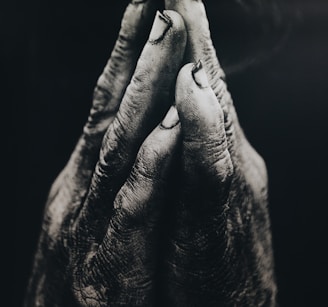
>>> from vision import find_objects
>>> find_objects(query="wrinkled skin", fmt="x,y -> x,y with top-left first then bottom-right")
24,0 -> 276,306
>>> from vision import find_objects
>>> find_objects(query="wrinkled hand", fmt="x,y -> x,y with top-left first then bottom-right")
25,0 -> 276,306
163,0 -> 276,306
25,3 -> 187,306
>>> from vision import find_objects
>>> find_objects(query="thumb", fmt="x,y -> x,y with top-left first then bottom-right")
165,0 -> 243,155
112,106 -> 181,221
176,62 -> 233,195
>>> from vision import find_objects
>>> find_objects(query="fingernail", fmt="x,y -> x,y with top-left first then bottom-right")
192,60 -> 209,88
149,11 -> 172,44
161,106 -> 179,129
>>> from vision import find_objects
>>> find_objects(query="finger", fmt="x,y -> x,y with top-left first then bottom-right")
60,0 -> 157,196
175,61 -> 233,200
164,63 -> 233,303
112,105 -> 180,224
73,11 -> 186,247
91,10 -> 186,200
80,108 -> 181,305
165,0 -> 243,151
86,0 -> 158,138
41,0 -> 158,245
165,0 -> 224,83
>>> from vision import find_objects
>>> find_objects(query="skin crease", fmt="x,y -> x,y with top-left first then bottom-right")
24,0 -> 276,306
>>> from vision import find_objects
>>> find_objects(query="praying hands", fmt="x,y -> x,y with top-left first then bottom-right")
25,1 -> 276,306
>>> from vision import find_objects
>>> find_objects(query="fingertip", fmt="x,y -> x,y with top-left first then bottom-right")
165,0 -> 225,81
191,60 -> 210,89
175,61 -> 219,132
134,106 -> 182,178
165,0 -> 209,32
160,105 -> 180,129
148,11 -> 172,44
175,61 -> 232,180
176,62 -> 195,89
162,10 -> 186,34
148,10 -> 186,45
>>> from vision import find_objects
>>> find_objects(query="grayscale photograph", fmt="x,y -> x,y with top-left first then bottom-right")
10,0 -> 327,306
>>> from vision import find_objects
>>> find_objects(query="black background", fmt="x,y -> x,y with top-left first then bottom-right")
10,0 -> 328,306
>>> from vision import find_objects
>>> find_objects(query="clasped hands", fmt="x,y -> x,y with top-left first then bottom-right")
25,0 -> 276,306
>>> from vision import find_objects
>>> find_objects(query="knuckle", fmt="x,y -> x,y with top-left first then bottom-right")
135,143 -> 161,178
204,74 -> 237,143
110,113 -> 128,146
184,137 -> 234,193
112,195 -> 151,236
94,74 -> 113,103
212,79 -> 235,137
203,47 -> 225,83
122,174 -> 152,212
113,175 -> 159,228
211,148 -> 234,184
129,68 -> 152,95
110,32 -> 134,64
113,183 -> 134,212
132,159 -> 155,183
185,134 -> 233,183
117,31 -> 135,47
92,75 -> 116,114
98,116 -> 128,170
91,162 -> 109,193
114,180 -> 146,217
97,147 -> 110,175
83,74 -> 120,138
